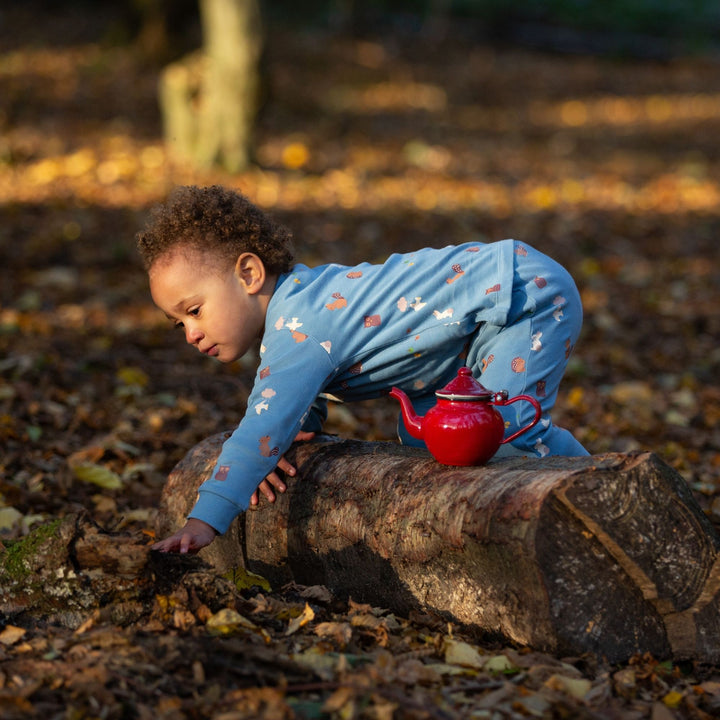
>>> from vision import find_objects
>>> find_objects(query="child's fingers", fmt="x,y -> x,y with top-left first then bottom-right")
153,533 -> 183,553
294,431 -> 315,442
256,478 -> 278,503
275,456 -> 296,476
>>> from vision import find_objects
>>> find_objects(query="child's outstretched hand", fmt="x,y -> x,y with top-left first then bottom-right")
152,432 -> 316,553
152,518 -> 218,554
249,430 -> 315,506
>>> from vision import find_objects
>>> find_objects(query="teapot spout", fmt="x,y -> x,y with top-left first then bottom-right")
389,387 -> 424,441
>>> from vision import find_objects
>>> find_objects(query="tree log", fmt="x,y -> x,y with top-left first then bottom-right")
157,434 -> 720,663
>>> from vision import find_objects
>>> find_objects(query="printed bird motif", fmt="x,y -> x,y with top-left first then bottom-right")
534,438 -> 550,457
433,308 -> 454,320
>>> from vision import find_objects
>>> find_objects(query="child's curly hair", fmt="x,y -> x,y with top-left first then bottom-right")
136,185 -> 294,274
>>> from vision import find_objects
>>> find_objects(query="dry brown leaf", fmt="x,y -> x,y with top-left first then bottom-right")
286,602 -> 315,635
0,626 -> 26,646
315,621 -> 353,647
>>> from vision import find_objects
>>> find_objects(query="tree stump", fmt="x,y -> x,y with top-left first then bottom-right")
157,434 -> 720,663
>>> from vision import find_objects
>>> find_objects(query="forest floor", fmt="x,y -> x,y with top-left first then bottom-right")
2,3 -> 720,719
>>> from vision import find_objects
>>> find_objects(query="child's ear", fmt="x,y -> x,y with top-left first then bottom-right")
235,253 -> 266,294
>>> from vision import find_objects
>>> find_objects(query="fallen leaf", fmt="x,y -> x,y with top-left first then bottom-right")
484,654 -> 517,674
292,646 -> 340,681
286,602 -> 315,635
322,686 -> 355,713
444,638 -> 485,669
662,690 -> 684,708
70,462 -> 123,490
315,621 -> 353,647
545,674 -> 592,700
299,584 -> 333,604
0,506 -> 23,531
223,566 -> 272,592
350,612 -> 384,629
0,626 -> 26,646
206,608 -> 261,637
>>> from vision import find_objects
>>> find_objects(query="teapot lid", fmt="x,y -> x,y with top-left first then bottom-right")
436,367 -> 493,401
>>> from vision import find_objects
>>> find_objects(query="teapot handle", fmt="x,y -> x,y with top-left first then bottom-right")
492,392 -> 542,444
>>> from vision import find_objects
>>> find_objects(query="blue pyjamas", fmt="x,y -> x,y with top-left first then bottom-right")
189,239 -> 588,533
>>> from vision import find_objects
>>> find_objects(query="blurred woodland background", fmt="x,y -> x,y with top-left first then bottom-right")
2,1 -> 720,718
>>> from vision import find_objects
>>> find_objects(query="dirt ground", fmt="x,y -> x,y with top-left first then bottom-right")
2,4 -> 720,718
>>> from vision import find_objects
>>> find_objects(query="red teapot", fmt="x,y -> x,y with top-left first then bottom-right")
389,367 -> 542,466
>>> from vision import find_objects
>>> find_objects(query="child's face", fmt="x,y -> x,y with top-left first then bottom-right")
149,248 -> 268,364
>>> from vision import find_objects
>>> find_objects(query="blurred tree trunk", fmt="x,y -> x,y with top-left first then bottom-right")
159,0 -> 262,171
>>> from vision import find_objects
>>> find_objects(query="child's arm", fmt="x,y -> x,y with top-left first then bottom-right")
153,429 -> 317,553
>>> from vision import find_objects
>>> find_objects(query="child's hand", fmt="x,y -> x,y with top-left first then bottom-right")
152,518 -> 218,554
250,430 -> 315,506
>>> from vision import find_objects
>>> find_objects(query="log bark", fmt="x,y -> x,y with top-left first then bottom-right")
157,434 -> 720,663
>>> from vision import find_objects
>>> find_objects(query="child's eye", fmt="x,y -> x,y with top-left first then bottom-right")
188,307 -> 200,317
174,321 -> 185,330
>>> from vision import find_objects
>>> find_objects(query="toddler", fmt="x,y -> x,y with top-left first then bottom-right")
138,185 -> 588,553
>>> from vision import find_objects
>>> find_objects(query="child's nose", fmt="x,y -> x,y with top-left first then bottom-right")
185,325 -> 203,345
